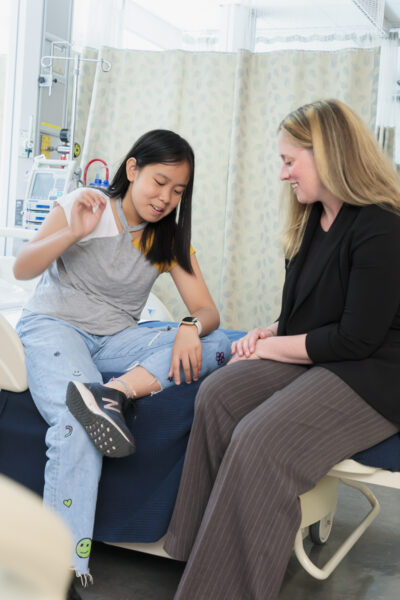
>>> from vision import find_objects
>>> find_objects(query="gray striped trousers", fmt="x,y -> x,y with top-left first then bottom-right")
164,360 -> 399,600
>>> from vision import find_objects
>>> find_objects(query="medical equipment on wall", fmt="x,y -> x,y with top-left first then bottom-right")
21,115 -> 35,159
22,156 -> 77,230
84,158 -> 110,188
24,45 -> 112,231
39,42 -> 111,162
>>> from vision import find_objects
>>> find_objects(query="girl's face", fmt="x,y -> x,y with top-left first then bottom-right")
278,131 -> 324,205
124,159 -> 191,224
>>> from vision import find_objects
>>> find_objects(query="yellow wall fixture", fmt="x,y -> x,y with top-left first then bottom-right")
40,121 -> 62,131
40,134 -> 51,159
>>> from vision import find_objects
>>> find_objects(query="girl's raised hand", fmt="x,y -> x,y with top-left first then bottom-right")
168,325 -> 202,385
230,327 -> 276,360
70,190 -> 107,241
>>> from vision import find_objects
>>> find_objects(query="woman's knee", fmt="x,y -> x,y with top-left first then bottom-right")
230,413 -> 260,452
230,405 -> 287,458
195,367 -> 230,415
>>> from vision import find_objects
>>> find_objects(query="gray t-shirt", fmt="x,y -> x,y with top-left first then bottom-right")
25,190 -> 165,335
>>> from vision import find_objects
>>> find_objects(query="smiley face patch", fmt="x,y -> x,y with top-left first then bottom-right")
76,538 -> 92,559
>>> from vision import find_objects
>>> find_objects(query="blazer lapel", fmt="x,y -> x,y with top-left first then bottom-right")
278,204 -> 321,328
288,203 -> 359,319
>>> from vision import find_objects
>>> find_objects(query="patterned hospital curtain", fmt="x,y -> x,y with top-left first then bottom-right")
221,49 -> 379,328
80,47 -> 379,329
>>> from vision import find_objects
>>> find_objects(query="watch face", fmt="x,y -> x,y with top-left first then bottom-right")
181,317 -> 198,323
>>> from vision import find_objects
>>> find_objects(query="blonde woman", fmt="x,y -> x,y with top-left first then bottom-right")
164,99 -> 400,599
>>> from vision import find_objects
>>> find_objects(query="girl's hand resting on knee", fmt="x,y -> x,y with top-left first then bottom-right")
229,326 -> 277,364
169,326 -> 202,384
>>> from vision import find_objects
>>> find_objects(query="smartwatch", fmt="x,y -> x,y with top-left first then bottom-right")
179,316 -> 202,335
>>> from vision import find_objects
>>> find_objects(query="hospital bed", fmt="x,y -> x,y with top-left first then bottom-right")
0,232 -> 399,581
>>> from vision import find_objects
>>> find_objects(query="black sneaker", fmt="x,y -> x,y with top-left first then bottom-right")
66,381 -> 135,458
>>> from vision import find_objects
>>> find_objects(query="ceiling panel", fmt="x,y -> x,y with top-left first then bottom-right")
385,0 -> 400,25
251,0 -> 400,31
132,1 -> 400,33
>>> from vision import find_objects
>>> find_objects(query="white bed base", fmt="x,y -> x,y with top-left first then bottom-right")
111,460 -> 400,577
294,460 -> 400,579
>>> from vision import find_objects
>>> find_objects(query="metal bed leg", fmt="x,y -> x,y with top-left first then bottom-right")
294,478 -> 380,580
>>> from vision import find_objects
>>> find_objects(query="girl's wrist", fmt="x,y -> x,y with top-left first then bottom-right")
178,324 -> 201,337
178,318 -> 202,336
65,227 -> 82,244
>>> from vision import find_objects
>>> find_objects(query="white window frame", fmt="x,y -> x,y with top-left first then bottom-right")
0,0 -> 45,257
0,1 -> 20,233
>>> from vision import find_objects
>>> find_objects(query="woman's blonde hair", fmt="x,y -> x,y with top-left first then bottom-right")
278,99 -> 400,260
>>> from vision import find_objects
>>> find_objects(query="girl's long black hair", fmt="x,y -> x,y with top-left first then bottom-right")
107,130 -> 195,274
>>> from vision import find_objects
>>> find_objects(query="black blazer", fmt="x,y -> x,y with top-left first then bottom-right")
277,202 -> 400,424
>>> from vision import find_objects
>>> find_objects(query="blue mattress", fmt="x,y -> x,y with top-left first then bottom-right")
0,322 -> 399,543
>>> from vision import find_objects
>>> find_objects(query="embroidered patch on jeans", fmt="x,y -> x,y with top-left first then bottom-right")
216,351 -> 225,365
76,538 -> 92,558
65,425 -> 73,437
63,499 -> 72,507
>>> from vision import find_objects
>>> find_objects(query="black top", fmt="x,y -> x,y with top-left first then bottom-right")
294,223 -> 327,300
278,202 -> 400,424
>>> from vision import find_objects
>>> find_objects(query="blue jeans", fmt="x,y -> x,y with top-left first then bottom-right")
17,310 -> 231,576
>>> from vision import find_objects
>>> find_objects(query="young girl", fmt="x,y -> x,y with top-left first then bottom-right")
13,129 -> 230,583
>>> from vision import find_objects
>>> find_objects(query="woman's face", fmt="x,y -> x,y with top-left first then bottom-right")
124,159 -> 190,224
278,131 -> 324,205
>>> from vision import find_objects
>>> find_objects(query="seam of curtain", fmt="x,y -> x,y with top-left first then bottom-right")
218,50 -> 248,326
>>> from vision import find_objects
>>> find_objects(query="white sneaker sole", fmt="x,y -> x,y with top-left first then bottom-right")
66,381 -> 135,457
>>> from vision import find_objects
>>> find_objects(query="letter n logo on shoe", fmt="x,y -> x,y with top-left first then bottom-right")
102,397 -> 120,413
